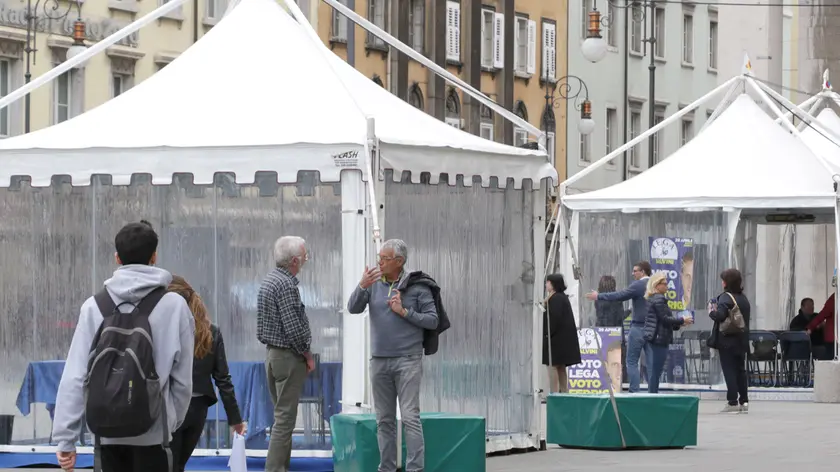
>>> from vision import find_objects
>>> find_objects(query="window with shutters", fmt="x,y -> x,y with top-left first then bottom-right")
513,101 -> 528,146
653,106 -> 666,163
445,88 -> 461,128
331,0 -> 348,42
654,6 -> 665,59
680,115 -> 694,146
683,8 -> 694,64
0,59 -> 10,137
628,101 -> 643,169
408,0 -> 425,53
581,0 -> 594,39
541,20 -> 556,81
606,1 -> 618,47
605,107 -> 617,166
367,0 -> 387,48
630,5 -> 643,54
709,15 -> 718,70
446,1 -> 461,62
514,15 -> 535,76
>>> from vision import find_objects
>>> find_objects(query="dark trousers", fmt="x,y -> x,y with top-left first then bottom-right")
100,444 -> 171,472
170,398 -> 210,472
719,349 -> 749,406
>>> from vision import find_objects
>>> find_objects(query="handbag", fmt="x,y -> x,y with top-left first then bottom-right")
228,433 -> 247,472
718,293 -> 746,334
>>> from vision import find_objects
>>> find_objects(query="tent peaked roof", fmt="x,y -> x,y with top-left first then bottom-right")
800,107 -> 840,163
563,94 -> 840,211
0,0 -> 554,189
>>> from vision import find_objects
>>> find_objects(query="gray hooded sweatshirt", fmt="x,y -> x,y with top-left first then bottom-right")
52,265 -> 195,452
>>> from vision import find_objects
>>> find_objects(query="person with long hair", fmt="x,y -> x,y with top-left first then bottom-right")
708,268 -> 751,414
595,275 -> 624,327
543,274 -> 582,393
642,274 -> 692,393
168,276 -> 246,471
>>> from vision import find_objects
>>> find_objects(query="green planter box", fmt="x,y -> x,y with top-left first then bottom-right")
545,393 -> 699,449
331,412 -> 486,472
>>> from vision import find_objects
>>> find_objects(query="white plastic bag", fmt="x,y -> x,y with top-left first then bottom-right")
228,433 -> 247,472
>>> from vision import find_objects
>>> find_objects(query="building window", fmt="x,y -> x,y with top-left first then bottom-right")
112,74 -> 126,97
445,88 -> 461,128
654,6 -> 665,59
479,104 -> 494,141
547,131 -> 555,162
408,84 -> 424,110
653,106 -> 666,163
0,59 -> 9,137
331,0 -> 349,42
408,0 -> 424,53
683,10 -> 694,64
367,0 -> 386,48
513,101 -> 528,146
581,0 -> 594,39
542,107 -> 556,161
54,70 -> 72,124
629,103 -> 642,169
446,0 -> 461,62
605,107 -> 617,164
630,5 -> 643,53
206,0 -> 228,20
579,133 -> 590,163
606,2 -> 618,47
542,21 -> 556,81
709,18 -> 718,70
514,15 -> 528,74
680,117 -> 694,146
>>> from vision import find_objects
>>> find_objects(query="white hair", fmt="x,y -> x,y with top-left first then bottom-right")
382,239 -> 408,265
274,236 -> 306,268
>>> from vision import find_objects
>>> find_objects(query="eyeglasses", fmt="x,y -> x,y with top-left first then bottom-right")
377,256 -> 398,262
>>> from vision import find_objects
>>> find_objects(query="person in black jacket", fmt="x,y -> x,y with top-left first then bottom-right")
168,276 -> 245,472
643,274 -> 692,393
595,275 -> 624,327
543,274 -> 582,393
708,268 -> 751,414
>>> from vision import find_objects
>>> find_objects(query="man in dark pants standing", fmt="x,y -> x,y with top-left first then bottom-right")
257,236 -> 315,472
586,261 -> 652,392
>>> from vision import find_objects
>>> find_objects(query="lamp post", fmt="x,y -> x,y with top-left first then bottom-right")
593,0 -> 656,168
23,0 -> 86,133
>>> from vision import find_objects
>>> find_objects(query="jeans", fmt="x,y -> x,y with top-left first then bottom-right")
265,347 -> 308,472
647,344 -> 669,393
718,349 -> 749,406
170,397 -> 209,472
626,325 -> 653,392
371,355 -> 424,472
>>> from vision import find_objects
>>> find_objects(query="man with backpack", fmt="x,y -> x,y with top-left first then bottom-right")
52,220 -> 195,471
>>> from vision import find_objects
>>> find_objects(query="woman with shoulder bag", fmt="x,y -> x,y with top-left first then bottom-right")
643,273 -> 693,393
708,268 -> 751,414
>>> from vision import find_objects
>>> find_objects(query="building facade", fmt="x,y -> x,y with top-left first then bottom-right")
305,0 -> 568,180
566,1 -> 720,193
0,0 -> 211,136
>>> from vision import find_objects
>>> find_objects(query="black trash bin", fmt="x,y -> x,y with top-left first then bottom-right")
0,415 -> 14,445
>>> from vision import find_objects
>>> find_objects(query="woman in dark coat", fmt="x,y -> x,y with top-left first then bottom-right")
595,275 -> 625,327
708,268 -> 751,414
543,274 -> 582,393
643,274 -> 692,393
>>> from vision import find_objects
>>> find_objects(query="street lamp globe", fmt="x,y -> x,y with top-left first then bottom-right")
578,117 -> 595,136
581,36 -> 607,63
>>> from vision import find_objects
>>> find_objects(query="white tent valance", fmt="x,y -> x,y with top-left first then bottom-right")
0,0 -> 556,189
563,94 -> 840,211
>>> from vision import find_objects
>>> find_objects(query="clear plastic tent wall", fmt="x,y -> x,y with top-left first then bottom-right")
0,171 -> 544,451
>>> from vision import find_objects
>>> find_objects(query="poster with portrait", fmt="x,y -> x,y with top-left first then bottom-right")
567,327 -> 623,394
648,237 -> 695,312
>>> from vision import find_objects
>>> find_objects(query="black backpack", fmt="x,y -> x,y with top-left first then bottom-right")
85,287 -> 167,441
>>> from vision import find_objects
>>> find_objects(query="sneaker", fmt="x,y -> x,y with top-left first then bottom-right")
720,404 -> 741,414
740,403 -> 749,414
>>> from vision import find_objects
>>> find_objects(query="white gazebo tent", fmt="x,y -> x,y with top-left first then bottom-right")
0,0 -> 555,456
551,73 -> 840,388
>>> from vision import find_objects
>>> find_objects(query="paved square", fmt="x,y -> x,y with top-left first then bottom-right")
6,401 -> 840,471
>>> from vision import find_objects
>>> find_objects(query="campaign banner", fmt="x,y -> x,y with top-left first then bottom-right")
648,237 -> 695,312
567,327 -> 623,394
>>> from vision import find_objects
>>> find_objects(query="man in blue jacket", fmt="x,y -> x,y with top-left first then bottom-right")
586,261 -> 651,392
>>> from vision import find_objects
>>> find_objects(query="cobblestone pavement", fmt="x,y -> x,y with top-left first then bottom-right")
6,400 -> 840,471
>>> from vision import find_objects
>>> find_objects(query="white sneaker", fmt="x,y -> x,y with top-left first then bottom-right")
740,403 -> 749,414
720,404 -> 741,414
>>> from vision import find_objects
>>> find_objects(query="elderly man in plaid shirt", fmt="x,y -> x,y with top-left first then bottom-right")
257,236 -> 314,472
